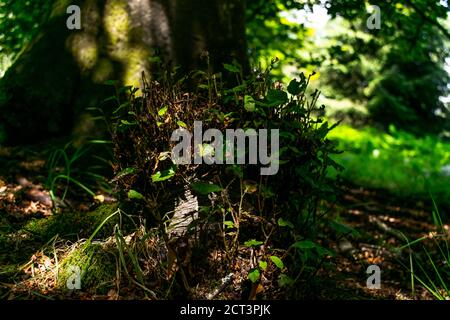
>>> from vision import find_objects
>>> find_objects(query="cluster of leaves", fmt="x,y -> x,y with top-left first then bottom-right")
104,59 -> 342,297
245,0 -> 310,77
46,140 -> 113,207
226,61 -> 343,292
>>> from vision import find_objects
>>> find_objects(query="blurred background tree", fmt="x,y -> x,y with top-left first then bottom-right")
0,0 -> 248,144
315,0 -> 450,134
0,0 -> 449,142
244,0 -> 450,134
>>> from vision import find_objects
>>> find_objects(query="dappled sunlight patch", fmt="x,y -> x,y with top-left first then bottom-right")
103,0 -> 130,55
122,46 -> 150,89
1,219 -> 168,299
57,241 -> 117,294
92,58 -> 115,84
66,0 -> 102,73
0,180 -> 52,219
328,124 -> 450,205
18,159 -> 46,172
101,0 -> 150,89
67,33 -> 99,72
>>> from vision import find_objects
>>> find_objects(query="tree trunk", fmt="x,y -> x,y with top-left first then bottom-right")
0,0 -> 248,144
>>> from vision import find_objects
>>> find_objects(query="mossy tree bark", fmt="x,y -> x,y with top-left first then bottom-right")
0,0 -> 248,144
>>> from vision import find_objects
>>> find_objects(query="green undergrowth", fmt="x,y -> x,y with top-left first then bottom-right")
0,204 -> 119,271
23,204 -> 120,242
328,124 -> 450,208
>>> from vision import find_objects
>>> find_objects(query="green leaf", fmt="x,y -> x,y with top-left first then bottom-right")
114,167 -> 137,180
113,102 -> 130,114
103,80 -> 119,86
223,221 -> 235,229
244,95 -> 256,112
120,120 -> 137,126
267,89 -> 288,106
315,245 -> 335,257
259,260 -> 268,271
128,190 -> 144,200
244,239 -> 264,247
260,185 -> 275,199
330,220 -> 355,235
278,274 -> 295,287
292,240 -> 316,250
177,120 -> 187,128
226,165 -> 243,178
190,182 -> 222,195
151,167 -> 176,182
227,84 -> 247,93
287,78 -> 302,95
248,269 -> 260,283
277,218 -> 294,229
101,96 -> 117,105
223,63 -> 240,73
270,256 -> 284,269
326,158 -> 345,172
158,106 -> 168,116
316,121 -> 329,139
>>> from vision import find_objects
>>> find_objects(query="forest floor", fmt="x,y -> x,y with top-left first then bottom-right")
0,144 -> 446,300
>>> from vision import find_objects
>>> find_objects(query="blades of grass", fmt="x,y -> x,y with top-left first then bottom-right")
85,209 -> 121,247
31,291 -> 54,300
398,235 -> 429,250
88,140 -> 112,145
115,227 -> 144,285
81,247 -> 96,282
429,191 -> 443,227
47,148 -> 72,202
70,144 -> 92,163
409,249 -> 415,296
416,253 -> 444,299
429,191 -> 450,265
84,171 -> 108,182
424,247 -> 449,295
52,239 -> 60,282
399,234 -> 416,297
129,251 -> 144,285
51,174 -> 96,198
413,272 -> 444,300
47,149 -> 69,184
114,225 -> 157,299
432,237 -> 450,266
91,155 -> 111,165
114,225 -> 130,278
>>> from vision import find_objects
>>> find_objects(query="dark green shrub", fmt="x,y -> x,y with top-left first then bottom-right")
105,60 -> 342,297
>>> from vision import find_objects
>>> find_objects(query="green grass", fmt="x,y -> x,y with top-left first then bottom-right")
327,124 -> 450,206
398,195 -> 450,300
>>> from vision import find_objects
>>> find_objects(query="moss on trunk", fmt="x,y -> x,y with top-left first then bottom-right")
0,0 -> 248,144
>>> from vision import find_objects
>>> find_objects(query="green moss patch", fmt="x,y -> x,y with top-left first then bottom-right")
57,243 -> 116,294
23,204 -> 119,242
